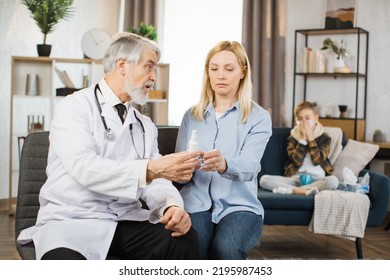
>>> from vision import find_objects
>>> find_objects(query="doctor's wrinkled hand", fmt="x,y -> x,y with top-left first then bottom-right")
160,206 -> 191,237
146,151 -> 201,183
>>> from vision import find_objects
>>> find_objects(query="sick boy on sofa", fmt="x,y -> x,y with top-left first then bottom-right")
260,101 -> 339,196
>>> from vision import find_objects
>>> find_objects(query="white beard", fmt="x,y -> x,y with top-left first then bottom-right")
129,86 -> 148,105
126,81 -> 154,106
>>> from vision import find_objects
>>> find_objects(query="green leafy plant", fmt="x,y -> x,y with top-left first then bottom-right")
129,22 -> 157,41
321,38 -> 346,59
22,0 -> 74,45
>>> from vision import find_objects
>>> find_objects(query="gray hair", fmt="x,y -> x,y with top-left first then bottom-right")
103,32 -> 161,73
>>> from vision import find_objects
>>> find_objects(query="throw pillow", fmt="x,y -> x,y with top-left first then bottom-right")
332,140 -> 379,181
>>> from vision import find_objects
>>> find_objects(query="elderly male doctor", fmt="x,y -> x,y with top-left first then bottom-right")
17,33 -> 201,260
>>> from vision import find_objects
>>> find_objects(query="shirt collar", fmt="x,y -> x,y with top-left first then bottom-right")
205,101 -> 239,116
98,79 -> 130,109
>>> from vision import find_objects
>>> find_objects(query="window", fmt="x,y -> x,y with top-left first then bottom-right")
159,0 -> 243,125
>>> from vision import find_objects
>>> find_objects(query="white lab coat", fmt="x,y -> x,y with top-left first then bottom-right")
17,83 -> 183,260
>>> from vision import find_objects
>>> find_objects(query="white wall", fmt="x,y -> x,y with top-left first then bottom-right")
160,0 -> 243,126
0,0 -> 120,199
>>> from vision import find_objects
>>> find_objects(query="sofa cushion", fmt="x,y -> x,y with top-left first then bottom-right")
323,126 -> 343,165
258,127 -> 291,178
332,140 -> 379,181
258,188 -> 314,210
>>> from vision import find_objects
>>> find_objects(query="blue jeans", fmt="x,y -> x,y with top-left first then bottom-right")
190,211 -> 263,260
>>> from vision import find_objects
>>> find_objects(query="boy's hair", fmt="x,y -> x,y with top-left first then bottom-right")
294,101 -> 318,117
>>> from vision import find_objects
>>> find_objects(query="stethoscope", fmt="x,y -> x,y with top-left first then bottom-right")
94,84 -> 146,159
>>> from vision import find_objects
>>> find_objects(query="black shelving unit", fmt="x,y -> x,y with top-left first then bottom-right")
292,27 -> 369,141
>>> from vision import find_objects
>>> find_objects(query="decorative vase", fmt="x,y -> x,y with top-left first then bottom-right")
37,44 -> 51,57
315,50 -> 327,73
324,102 -> 333,118
334,53 -> 350,73
338,105 -> 348,118
373,132 -> 384,142
25,74 -> 39,96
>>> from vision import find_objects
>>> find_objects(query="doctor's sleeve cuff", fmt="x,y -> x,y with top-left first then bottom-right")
138,159 -> 148,189
157,194 -> 183,218
157,204 -> 181,218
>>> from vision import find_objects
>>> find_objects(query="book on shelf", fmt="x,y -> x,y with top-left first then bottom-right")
55,67 -> 75,88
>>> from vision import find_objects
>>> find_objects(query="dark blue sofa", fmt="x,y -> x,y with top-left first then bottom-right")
158,126 -> 390,259
256,127 -> 390,259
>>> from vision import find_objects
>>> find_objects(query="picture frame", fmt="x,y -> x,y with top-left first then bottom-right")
325,0 -> 356,29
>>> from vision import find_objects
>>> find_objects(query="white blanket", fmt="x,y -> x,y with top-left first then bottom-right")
309,190 -> 370,240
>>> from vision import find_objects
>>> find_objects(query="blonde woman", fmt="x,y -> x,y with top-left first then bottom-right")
175,41 -> 272,259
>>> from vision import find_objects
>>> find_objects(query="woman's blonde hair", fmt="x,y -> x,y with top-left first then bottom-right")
191,41 -> 254,123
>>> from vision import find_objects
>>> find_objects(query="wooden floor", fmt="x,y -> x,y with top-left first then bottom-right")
1,210 -> 389,260
0,211 -> 21,260
248,215 -> 390,260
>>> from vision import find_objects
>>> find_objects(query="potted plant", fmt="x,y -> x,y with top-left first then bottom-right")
128,22 -> 157,41
321,37 -> 350,73
22,0 -> 74,57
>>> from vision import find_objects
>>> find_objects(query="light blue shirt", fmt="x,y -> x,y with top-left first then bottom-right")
175,102 -> 272,223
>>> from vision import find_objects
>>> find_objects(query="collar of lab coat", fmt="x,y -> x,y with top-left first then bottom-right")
97,79 -> 133,126
96,96 -> 139,129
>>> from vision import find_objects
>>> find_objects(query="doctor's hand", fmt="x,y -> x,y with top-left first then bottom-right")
160,206 -> 191,237
146,151 -> 201,183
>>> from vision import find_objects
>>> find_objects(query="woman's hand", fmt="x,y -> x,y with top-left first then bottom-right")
201,149 -> 227,174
